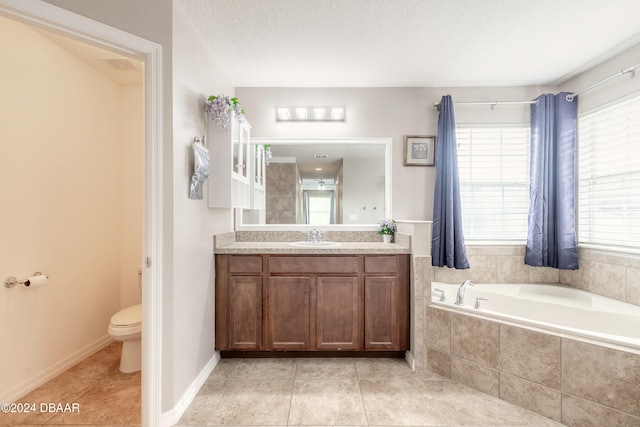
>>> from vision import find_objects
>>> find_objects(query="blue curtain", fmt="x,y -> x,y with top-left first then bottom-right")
432,95 -> 470,269
525,93 -> 579,270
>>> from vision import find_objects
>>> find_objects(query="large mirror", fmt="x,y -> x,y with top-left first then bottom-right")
240,137 -> 392,228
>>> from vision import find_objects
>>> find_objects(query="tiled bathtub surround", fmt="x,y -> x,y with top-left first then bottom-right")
561,247 -> 640,306
433,246 -> 560,286
426,306 -> 640,426
433,245 -> 640,307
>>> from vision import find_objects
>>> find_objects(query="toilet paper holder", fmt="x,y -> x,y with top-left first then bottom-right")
4,272 -> 48,288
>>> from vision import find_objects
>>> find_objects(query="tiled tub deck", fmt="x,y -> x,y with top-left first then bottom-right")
426,305 -> 640,427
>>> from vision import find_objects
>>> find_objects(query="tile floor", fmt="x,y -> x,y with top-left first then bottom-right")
0,341 -> 141,426
176,357 -> 565,426
2,346 -> 565,427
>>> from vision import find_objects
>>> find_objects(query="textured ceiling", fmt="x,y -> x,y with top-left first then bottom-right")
179,0 -> 640,87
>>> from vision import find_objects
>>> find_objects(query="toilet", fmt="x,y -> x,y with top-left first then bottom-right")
108,267 -> 143,373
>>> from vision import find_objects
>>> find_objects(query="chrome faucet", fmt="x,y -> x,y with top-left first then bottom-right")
306,228 -> 323,242
455,280 -> 474,305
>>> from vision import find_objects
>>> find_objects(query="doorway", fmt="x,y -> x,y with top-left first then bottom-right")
0,1 -> 163,425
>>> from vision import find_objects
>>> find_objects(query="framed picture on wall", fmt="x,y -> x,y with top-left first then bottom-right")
403,135 -> 435,166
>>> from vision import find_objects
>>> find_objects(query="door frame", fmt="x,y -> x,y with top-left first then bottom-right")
0,1 -> 164,425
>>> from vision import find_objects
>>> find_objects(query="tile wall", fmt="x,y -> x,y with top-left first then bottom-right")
561,248 -> 640,306
425,306 -> 640,426
433,246 -> 559,286
432,246 -> 640,307
265,163 -> 298,224
408,255 -> 432,374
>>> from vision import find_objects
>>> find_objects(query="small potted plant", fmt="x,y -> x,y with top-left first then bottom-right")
378,219 -> 397,243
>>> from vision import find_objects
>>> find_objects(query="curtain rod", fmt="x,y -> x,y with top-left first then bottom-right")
432,61 -> 639,108
432,100 -> 537,109
565,62 -> 639,101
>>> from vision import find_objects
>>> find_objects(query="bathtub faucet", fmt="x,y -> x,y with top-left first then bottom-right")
455,280 -> 474,305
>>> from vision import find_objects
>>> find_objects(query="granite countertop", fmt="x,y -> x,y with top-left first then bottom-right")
214,241 -> 410,255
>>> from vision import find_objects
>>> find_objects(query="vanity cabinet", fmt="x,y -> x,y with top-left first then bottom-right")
267,276 -> 311,349
364,276 -> 399,349
207,116 -> 252,209
222,255 -> 263,350
316,276 -> 359,350
215,254 -> 409,353
228,275 -> 262,349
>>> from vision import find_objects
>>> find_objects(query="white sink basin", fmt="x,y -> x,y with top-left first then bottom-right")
288,241 -> 341,248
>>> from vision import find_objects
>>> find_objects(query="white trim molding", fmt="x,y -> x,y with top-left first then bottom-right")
160,352 -> 220,427
0,336 -> 113,404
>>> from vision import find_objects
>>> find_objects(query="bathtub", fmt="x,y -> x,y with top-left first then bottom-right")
430,282 -> 640,351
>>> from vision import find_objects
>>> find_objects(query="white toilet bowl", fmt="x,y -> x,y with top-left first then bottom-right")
108,304 -> 142,373
108,267 -> 143,373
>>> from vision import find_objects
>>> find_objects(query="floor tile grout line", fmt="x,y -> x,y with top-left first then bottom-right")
203,375 -> 229,425
355,360 -> 371,427
285,360 -> 299,426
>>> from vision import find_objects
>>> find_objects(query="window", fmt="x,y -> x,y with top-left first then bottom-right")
456,127 -> 530,241
305,191 -> 333,224
578,95 -> 640,249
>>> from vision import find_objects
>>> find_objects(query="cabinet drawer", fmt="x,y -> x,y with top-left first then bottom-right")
229,256 -> 263,273
269,256 -> 358,274
364,256 -> 397,274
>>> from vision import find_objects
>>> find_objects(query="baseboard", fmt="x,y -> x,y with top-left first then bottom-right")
0,335 -> 113,403
405,350 -> 416,370
160,351 -> 220,427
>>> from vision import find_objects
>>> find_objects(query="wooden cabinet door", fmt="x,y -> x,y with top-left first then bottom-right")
228,276 -> 262,350
364,276 -> 399,349
267,276 -> 311,349
316,277 -> 359,350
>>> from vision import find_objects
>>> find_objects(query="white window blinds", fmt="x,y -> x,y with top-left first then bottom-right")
456,127 -> 530,241
578,95 -> 640,249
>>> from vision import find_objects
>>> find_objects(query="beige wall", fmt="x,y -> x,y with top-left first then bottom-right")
170,3 -> 235,408
120,87 -> 145,308
342,156 -> 385,224
0,15 -> 142,400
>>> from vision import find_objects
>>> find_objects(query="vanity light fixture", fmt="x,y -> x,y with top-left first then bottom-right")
276,108 -> 291,121
276,107 -> 345,122
295,108 -> 308,120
